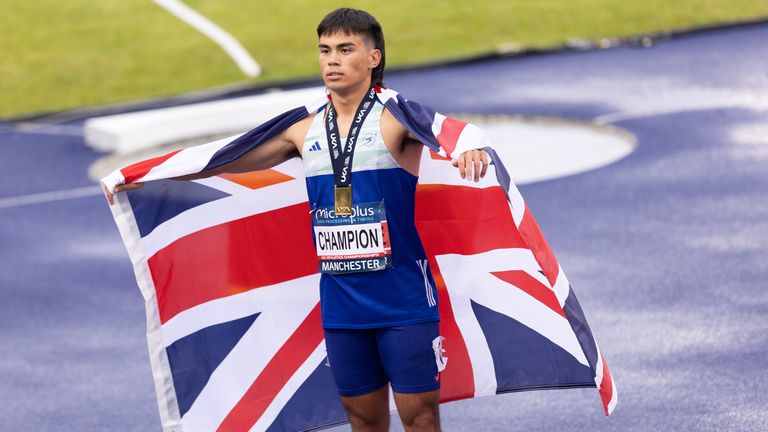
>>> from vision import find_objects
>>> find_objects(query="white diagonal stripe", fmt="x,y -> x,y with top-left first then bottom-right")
249,340 -> 328,432
436,248 -> 590,399
161,274 -> 320,346
178,278 -> 319,431
552,266 -> 571,306
193,175 -> 255,196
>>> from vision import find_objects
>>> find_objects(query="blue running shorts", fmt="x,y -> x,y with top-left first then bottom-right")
323,321 -> 445,397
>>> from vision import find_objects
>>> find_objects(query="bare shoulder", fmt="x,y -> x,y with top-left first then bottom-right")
283,113 -> 316,157
381,105 -> 422,148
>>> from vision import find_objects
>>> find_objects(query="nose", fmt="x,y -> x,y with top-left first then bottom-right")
327,50 -> 341,65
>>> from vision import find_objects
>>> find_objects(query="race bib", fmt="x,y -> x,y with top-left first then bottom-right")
311,201 -> 393,274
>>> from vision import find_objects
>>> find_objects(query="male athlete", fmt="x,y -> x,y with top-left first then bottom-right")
105,8 -> 489,432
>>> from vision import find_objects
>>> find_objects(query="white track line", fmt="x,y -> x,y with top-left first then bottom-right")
0,186 -> 103,209
151,0 -> 261,77
14,122 -> 84,137
594,109 -> 677,125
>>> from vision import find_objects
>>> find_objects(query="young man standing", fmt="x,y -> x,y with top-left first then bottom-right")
106,8 -> 488,432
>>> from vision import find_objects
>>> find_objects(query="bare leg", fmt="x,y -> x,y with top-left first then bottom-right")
340,384 -> 390,432
393,389 -> 441,432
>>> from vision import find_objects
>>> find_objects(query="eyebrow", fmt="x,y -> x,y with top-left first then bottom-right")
318,42 -> 356,49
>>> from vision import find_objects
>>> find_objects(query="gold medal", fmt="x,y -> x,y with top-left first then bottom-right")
334,185 -> 352,216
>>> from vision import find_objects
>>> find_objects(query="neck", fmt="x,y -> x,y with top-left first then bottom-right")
329,80 -> 372,117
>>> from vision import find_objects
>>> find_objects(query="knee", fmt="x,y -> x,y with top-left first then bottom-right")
402,409 -> 439,430
341,400 -> 389,431
347,412 -> 389,431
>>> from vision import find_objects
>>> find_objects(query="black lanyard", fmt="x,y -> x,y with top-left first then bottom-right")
325,87 -> 377,188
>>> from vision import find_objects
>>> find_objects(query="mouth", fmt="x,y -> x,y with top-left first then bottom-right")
325,71 -> 344,80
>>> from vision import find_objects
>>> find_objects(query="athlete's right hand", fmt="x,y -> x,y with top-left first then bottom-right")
103,182 -> 144,206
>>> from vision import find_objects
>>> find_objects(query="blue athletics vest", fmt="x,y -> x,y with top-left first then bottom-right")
302,100 -> 440,329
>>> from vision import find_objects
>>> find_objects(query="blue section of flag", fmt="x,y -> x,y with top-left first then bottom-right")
204,107 -> 310,171
265,356 -> 347,432
562,287 -> 600,370
471,300 -> 595,390
384,95 -> 441,152
126,179 -> 230,238
166,313 -> 260,417
483,147 -> 512,192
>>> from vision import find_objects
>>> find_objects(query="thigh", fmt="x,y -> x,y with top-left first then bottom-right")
376,321 -> 443,395
340,384 -> 391,432
393,389 -> 440,431
324,327 -> 389,397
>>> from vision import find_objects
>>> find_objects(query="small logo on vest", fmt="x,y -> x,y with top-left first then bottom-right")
361,132 -> 375,147
308,141 -> 322,152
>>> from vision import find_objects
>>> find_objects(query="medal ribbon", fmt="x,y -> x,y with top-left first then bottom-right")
325,87 -> 377,189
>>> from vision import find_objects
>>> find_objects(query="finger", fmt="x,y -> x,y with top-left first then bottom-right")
115,182 -> 143,193
473,151 -> 481,182
464,151 -> 473,181
458,153 -> 466,179
102,183 -> 114,206
451,158 -> 458,167
480,151 -> 489,178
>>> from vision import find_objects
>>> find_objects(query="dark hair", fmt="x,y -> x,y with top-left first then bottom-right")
317,8 -> 385,86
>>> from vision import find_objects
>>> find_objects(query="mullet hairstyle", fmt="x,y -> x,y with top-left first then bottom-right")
317,8 -> 386,87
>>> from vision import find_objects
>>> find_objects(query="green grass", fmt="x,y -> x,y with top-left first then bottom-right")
2,0 -> 767,118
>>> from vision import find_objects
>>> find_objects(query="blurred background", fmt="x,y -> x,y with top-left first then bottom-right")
3,0 -> 768,118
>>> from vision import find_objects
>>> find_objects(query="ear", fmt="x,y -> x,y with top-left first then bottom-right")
369,48 -> 381,69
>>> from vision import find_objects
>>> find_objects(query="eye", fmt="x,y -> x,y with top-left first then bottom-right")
340,47 -> 350,54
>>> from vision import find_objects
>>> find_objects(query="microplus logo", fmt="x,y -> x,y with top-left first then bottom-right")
314,205 -> 375,219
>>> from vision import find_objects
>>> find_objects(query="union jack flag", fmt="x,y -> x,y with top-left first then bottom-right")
103,87 -> 617,432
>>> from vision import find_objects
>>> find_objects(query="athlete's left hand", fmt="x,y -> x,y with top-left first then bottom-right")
452,149 -> 489,182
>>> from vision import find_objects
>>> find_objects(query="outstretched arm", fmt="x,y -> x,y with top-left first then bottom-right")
103,130 -> 300,205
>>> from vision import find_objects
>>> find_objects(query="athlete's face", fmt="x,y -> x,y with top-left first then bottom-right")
318,32 -> 381,93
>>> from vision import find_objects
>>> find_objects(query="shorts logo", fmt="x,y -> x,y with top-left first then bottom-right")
432,335 -> 447,373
